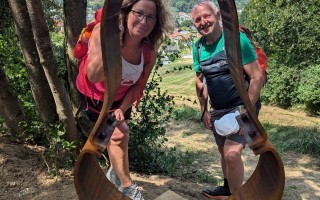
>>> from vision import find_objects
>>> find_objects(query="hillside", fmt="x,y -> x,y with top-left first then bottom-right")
1,104 -> 320,200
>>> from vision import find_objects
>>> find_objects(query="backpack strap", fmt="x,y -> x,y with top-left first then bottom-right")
239,25 -> 254,41
196,36 -> 204,65
197,36 -> 206,97
196,36 -> 209,121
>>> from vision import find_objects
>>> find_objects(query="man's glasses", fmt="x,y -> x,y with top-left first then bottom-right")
130,10 -> 156,25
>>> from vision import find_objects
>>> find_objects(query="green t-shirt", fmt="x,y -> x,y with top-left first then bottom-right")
192,32 -> 257,72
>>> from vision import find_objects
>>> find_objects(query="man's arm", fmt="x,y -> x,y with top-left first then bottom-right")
195,72 -> 206,113
243,59 -> 264,106
196,72 -> 212,129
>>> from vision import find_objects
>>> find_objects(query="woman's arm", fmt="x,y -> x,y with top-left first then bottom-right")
85,23 -> 106,83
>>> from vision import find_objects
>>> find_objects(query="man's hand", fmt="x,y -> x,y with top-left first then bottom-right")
203,111 -> 212,130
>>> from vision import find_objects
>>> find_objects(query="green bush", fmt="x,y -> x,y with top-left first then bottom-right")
0,26 -> 37,119
43,123 -> 77,176
242,0 -> 320,68
127,41 -> 199,174
261,60 -> 300,108
50,32 -> 66,79
128,57 -> 177,174
297,65 -> 320,116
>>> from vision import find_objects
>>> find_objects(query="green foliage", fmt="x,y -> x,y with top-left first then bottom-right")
242,0 -> 320,68
43,0 -> 63,32
179,20 -> 193,30
0,27 -> 24,72
128,56 -> 176,173
0,10 -> 75,177
158,38 -> 182,63
20,121 -> 47,144
50,32 -> 67,80
88,0 -> 103,11
156,61 -> 196,102
43,123 -> 77,176
0,24 -> 37,118
21,120 -> 77,176
297,65 -> 320,116
0,0 -> 12,33
261,60 -> 300,108
19,118 -> 77,177
243,0 -> 320,111
128,41 -> 197,174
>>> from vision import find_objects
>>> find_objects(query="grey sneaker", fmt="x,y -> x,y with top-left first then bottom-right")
119,183 -> 144,200
106,167 -> 121,188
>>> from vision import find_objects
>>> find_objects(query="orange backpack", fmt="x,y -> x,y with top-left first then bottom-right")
239,25 -> 268,77
73,8 -> 103,60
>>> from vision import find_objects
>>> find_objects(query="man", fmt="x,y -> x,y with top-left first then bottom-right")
191,0 -> 264,198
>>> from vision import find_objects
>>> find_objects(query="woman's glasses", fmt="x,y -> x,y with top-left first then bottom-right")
131,10 -> 156,25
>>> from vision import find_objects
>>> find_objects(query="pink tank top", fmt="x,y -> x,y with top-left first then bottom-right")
76,44 -> 151,102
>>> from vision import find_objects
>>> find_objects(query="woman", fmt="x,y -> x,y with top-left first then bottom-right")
76,0 -> 173,199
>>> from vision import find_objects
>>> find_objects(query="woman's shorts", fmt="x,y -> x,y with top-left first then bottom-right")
80,93 -> 132,122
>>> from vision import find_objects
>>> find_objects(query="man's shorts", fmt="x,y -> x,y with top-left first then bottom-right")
210,100 -> 261,147
210,106 -> 246,147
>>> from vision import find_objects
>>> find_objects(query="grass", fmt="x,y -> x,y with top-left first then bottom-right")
267,125 -> 320,156
157,59 -> 196,105
172,106 -> 201,121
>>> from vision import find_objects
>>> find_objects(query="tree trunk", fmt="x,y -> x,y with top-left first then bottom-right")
0,66 -> 26,136
63,0 -> 87,109
8,0 -> 58,124
25,0 -> 80,142
63,0 -> 94,136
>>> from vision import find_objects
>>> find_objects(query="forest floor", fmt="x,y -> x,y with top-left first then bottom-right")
0,105 -> 320,200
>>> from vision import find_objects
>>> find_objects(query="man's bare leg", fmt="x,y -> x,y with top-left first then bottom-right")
224,140 -> 244,194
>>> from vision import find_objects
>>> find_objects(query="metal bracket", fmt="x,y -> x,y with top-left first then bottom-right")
91,112 -> 118,152
236,110 -> 266,151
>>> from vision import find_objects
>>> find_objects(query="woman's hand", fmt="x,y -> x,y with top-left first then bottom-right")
113,109 -> 125,125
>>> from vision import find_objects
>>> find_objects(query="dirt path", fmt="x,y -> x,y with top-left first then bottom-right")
0,105 -> 319,200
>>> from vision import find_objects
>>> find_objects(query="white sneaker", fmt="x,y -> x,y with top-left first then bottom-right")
119,183 -> 145,200
106,167 -> 121,188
